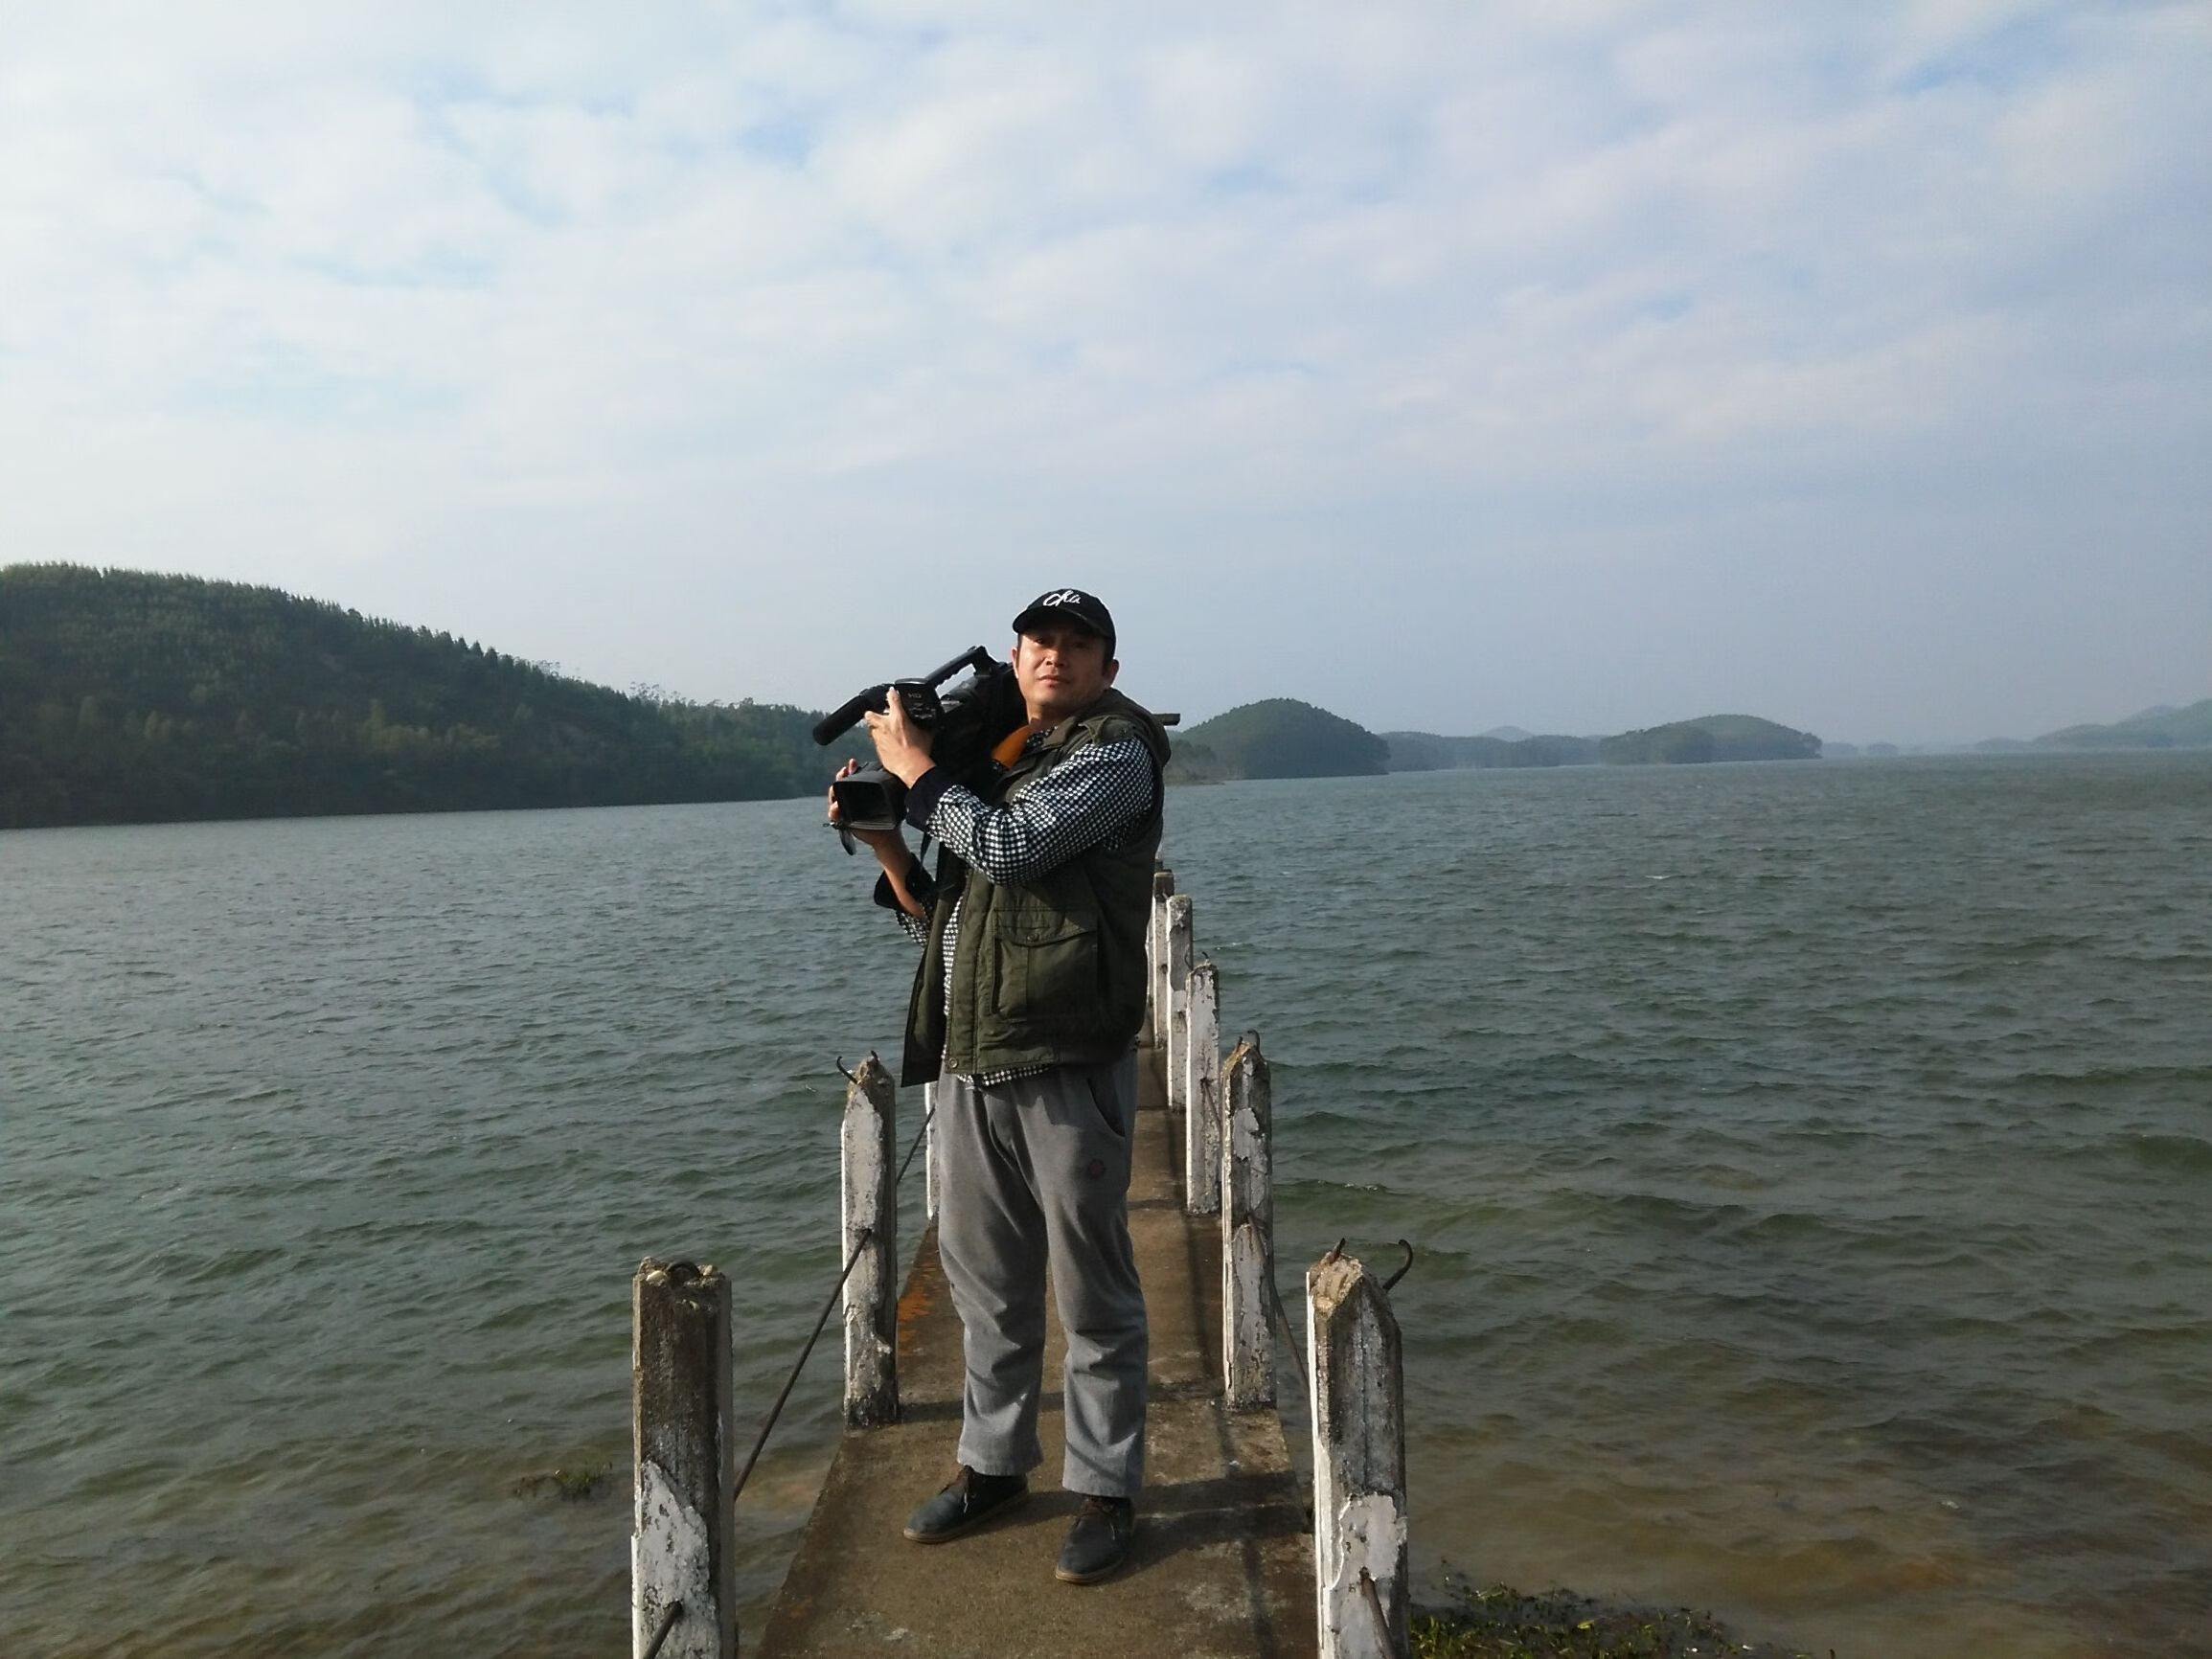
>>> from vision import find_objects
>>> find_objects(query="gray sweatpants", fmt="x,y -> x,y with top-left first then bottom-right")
934,1052 -> 1148,1499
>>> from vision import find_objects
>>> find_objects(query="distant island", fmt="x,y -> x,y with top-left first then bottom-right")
0,565 -> 833,830
1173,701 -> 1821,781
2031,700 -> 2212,750
1168,699 -> 1390,783
1598,715 -> 1822,764
1831,700 -> 2212,757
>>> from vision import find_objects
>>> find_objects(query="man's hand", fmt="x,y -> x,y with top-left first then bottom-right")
829,758 -> 928,917
828,758 -> 903,852
863,687 -> 936,786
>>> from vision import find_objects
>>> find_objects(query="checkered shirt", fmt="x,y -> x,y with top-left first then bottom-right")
892,732 -> 1155,1084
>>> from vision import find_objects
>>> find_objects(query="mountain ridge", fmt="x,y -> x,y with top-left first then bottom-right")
9,564 -> 2198,829
2033,699 -> 2212,750
0,564 -> 834,830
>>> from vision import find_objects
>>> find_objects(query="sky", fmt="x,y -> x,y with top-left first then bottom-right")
2,1 -> 2205,745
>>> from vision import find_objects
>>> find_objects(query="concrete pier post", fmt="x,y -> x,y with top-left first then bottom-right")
1165,894 -> 1194,1116
1184,960 -> 1221,1216
842,1056 -> 899,1427
631,1259 -> 737,1659
1151,870 -> 1175,1049
1220,1033 -> 1274,1408
1307,1252 -> 1408,1659
1150,884 -> 1168,1039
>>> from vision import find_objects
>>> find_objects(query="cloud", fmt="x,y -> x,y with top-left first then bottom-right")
0,1 -> 2203,738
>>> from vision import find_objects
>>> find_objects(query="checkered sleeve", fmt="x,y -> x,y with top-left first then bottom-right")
921,738 -> 1155,883
868,851 -> 936,945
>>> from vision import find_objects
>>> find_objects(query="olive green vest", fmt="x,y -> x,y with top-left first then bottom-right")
901,689 -> 1170,1086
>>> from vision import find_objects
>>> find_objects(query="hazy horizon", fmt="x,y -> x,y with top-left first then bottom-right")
4,4 -> 2204,748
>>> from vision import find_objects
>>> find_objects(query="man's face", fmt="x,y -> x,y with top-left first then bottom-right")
1013,624 -> 1116,723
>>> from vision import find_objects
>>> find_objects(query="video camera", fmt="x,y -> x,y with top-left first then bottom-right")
813,646 -> 1027,852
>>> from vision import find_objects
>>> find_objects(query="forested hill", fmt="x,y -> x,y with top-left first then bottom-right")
1176,702 -> 1822,781
1393,715 -> 1821,769
1168,698 -> 1390,782
1598,715 -> 1822,764
2034,699 -> 2212,750
0,565 -> 834,830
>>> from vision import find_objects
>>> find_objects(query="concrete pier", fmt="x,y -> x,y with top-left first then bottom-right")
757,1049 -> 1315,1659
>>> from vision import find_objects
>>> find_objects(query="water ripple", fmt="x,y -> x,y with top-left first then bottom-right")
4,761 -> 2210,1657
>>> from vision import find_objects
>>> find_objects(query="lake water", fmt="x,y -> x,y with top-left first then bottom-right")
3,754 -> 2208,1657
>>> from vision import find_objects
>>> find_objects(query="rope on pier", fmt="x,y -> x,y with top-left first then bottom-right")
1276,1238 -> 1412,1387
640,1600 -> 684,1659
896,1105 -> 935,1186
1265,1270 -> 1311,1401
1261,1238 -> 1411,1531
732,1224 -> 873,1502
1357,1568 -> 1395,1649
730,1101 -> 937,1505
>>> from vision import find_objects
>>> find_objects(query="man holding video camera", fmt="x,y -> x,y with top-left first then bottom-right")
831,587 -> 1170,1585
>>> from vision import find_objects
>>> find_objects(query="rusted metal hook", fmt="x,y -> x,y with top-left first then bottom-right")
834,1051 -> 884,1085
1380,1238 -> 1415,1292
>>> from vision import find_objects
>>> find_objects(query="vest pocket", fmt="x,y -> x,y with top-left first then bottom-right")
992,908 -> 1103,1031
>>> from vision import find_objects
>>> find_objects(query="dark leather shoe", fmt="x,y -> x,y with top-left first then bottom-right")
1054,1493 -> 1135,1583
901,1466 -> 1029,1543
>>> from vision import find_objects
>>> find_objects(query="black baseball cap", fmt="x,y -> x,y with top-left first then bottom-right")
1011,587 -> 1115,656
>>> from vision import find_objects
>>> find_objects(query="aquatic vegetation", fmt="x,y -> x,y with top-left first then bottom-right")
1411,1579 -> 1818,1659
511,1461 -> 614,1502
